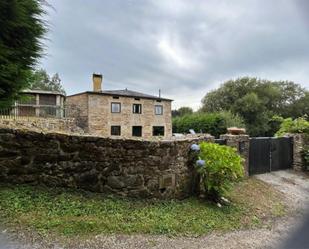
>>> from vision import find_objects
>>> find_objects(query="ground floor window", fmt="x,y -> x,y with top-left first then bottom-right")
111,125 -> 121,136
132,126 -> 142,137
153,126 -> 165,136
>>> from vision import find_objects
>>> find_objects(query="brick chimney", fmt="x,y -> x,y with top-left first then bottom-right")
92,73 -> 103,92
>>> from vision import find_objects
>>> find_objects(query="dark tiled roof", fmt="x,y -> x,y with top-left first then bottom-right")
68,89 -> 173,101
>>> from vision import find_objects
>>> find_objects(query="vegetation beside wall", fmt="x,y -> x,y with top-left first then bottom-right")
172,111 -> 245,137
196,142 -> 244,201
0,179 -> 285,238
275,117 -> 309,136
0,0 -> 47,107
200,77 -> 309,137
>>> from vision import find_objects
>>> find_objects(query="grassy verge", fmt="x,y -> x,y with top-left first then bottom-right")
0,178 -> 285,237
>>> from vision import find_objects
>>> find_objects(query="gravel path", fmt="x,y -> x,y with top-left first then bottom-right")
2,170 -> 309,249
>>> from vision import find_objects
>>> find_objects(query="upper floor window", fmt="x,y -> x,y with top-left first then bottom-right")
155,105 -> 163,115
133,104 -> 142,114
111,102 -> 121,113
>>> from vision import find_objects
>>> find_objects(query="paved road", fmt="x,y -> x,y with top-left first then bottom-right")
0,231 -> 20,249
280,210 -> 309,249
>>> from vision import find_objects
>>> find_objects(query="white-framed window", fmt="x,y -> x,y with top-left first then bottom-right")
133,104 -> 142,114
111,102 -> 121,113
155,105 -> 163,115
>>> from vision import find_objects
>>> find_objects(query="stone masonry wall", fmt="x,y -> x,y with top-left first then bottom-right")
291,133 -> 309,171
66,93 -> 89,131
66,93 -> 173,139
0,128 -> 213,199
0,117 -> 83,134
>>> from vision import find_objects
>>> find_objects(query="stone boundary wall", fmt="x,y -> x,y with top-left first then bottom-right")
0,117 -> 83,134
0,128 -> 213,199
291,133 -> 309,171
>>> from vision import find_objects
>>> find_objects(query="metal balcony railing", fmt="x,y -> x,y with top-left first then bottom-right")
0,105 -> 68,119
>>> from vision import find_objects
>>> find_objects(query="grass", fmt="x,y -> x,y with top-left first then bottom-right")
0,178 -> 285,238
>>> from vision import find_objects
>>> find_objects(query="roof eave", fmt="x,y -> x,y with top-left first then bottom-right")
67,91 -> 173,101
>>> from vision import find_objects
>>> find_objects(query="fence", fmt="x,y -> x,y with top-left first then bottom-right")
0,105 -> 67,119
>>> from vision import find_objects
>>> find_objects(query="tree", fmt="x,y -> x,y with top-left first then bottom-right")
27,69 -> 66,95
172,106 -> 194,117
0,0 -> 47,107
200,77 -> 309,136
172,112 -> 245,137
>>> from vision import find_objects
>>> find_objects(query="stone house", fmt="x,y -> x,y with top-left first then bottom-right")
10,90 -> 65,118
66,74 -> 173,138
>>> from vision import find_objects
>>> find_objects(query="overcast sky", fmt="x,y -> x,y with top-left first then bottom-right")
40,0 -> 309,110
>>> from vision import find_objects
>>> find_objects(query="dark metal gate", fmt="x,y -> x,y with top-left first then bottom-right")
249,137 -> 293,175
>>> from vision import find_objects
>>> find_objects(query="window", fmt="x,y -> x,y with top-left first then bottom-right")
155,105 -> 163,115
133,104 -> 142,114
134,98 -> 140,101
113,96 -> 119,99
153,126 -> 165,136
111,126 -> 121,136
39,94 -> 56,106
132,126 -> 142,137
111,102 -> 121,113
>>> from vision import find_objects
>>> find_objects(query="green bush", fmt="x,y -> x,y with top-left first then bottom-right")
218,111 -> 246,129
196,142 -> 244,201
265,115 -> 284,137
275,117 -> 309,136
172,112 -> 245,138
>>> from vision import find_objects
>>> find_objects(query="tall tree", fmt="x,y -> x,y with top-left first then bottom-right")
200,77 -> 309,136
28,69 -> 66,95
0,0 -> 47,107
172,106 -> 194,117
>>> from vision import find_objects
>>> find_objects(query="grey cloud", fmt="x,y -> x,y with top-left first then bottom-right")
41,0 -> 309,109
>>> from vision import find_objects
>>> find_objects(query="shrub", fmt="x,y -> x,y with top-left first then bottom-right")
196,142 -> 244,201
172,112 -> 245,138
275,117 -> 309,136
266,115 -> 284,137
218,111 -> 246,129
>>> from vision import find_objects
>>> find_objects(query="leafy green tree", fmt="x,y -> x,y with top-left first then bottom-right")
172,112 -> 245,137
27,69 -> 66,94
275,117 -> 309,136
200,77 -> 308,136
0,0 -> 47,107
172,106 -> 194,117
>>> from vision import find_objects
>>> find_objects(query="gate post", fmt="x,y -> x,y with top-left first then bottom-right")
220,134 -> 250,176
290,134 -> 308,171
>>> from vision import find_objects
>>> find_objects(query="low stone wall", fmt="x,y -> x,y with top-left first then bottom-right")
0,128 -> 213,199
0,117 -> 83,134
291,133 -> 309,171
